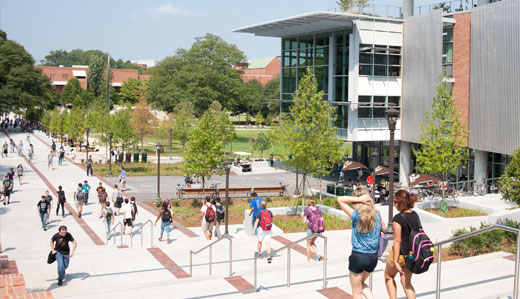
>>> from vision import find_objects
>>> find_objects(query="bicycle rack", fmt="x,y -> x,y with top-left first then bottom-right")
131,220 -> 153,248
189,236 -> 232,277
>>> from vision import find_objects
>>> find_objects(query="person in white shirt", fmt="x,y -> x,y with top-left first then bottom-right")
121,198 -> 134,235
112,184 -> 122,215
199,196 -> 217,240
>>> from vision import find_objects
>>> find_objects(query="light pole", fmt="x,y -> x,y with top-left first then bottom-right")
385,108 -> 399,234
156,144 -> 162,200
224,161 -> 232,236
169,128 -> 173,160
108,131 -> 113,176
86,127 -> 90,163
371,150 -> 379,203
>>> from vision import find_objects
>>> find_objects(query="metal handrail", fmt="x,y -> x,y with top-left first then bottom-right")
434,224 -> 520,299
190,236 -> 232,277
253,233 -> 327,292
107,221 -> 123,246
131,220 -> 153,248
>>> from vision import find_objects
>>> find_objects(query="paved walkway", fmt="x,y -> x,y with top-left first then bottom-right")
0,127 -> 518,298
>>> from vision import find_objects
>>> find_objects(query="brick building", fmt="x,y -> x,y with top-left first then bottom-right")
239,56 -> 280,85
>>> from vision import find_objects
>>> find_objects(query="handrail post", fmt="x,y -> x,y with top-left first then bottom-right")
190,251 -> 193,277
514,232 -> 520,299
229,238 -> 232,277
120,224 -> 123,247
131,231 -> 133,248
369,272 -> 373,291
287,247 -> 291,288
151,223 -> 153,248
436,244 -> 442,299
323,235 -> 327,289
254,253 -> 257,292
209,245 -> 213,275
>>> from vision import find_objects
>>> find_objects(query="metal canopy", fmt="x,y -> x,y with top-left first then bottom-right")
233,11 -> 402,38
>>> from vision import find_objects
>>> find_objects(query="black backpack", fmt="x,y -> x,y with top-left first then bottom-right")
216,203 -> 225,221
401,212 -> 434,274
162,209 -> 171,221
58,191 -> 66,203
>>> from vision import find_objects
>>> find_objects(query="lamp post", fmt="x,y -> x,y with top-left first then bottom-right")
169,128 -> 173,160
223,161 -> 232,236
385,108 -> 399,234
156,144 -> 162,200
371,150 -> 379,204
86,127 -> 90,163
108,131 -> 113,176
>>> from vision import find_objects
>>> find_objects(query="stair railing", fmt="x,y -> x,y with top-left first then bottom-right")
131,220 -> 153,248
107,221 -> 123,246
189,236 -> 232,277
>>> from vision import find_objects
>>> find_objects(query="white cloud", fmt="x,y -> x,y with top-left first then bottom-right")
150,4 -> 201,17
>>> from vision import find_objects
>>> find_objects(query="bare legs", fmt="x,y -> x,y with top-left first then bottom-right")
349,271 -> 373,299
384,263 -> 416,299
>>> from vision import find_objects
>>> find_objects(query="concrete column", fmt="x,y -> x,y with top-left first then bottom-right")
399,141 -> 412,186
477,0 -> 491,5
403,0 -> 414,18
474,149 -> 488,184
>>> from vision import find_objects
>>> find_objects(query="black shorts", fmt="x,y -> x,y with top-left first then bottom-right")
124,218 -> 133,227
348,250 -> 378,274
3,190 -> 10,197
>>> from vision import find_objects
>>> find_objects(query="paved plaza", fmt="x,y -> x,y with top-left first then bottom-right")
0,128 -> 518,298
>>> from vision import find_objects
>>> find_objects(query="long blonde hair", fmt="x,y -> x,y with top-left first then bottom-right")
351,187 -> 377,233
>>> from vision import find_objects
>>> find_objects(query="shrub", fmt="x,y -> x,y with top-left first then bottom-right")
153,198 -> 162,208
191,198 -> 202,208
499,148 -> 520,205
172,200 -> 181,207
265,196 -> 272,203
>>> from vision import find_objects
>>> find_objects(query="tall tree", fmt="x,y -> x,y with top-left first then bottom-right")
110,109 -> 137,160
87,54 -> 105,97
253,132 -> 271,158
120,78 -> 146,104
184,110 -> 225,189
413,75 -> 468,197
172,100 -> 196,150
337,0 -> 355,11
64,107 -> 86,143
60,77 -> 82,104
275,68 -> 343,199
131,97 -> 158,149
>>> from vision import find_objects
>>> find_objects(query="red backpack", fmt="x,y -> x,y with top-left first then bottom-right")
260,210 -> 272,230
205,203 -> 216,223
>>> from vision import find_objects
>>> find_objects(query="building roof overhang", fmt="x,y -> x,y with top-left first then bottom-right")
233,11 -> 403,38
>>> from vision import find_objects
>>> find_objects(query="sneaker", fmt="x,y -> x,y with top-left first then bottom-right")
78,213 -> 81,218
255,251 -> 261,257
44,228 -> 47,231
2,202 -> 5,206
57,280 -> 63,286
267,257 -> 272,264
316,254 -> 323,261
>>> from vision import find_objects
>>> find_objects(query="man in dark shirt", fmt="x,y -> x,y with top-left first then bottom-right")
37,195 -> 50,231
45,190 -> 53,222
86,155 -> 93,176
51,226 -> 77,286
2,175 -> 13,205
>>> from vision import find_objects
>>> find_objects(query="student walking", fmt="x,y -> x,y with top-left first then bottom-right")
86,155 -> 93,176
119,167 -> 127,191
69,149 -> 76,162
38,195 -> 50,231
7,168 -> 14,189
252,201 -> 273,263
303,200 -> 324,262
28,144 -> 34,163
74,183 -> 85,218
9,139 -> 14,153
155,201 -> 173,244
112,184 -> 122,215
58,146 -> 65,165
214,198 -> 225,239
2,175 -> 12,205
48,150 -> 54,170
100,202 -> 114,240
121,198 -> 134,235
45,190 -> 53,222
384,190 -> 420,299
50,226 -> 77,286
130,196 -> 138,222
17,164 -> 23,185
82,181 -> 91,205
51,140 -> 56,154
337,187 -> 385,299
2,142 -> 7,158
18,141 -> 23,156
200,196 -> 217,240
56,186 -> 66,218
97,185 -> 108,214
248,192 -> 263,234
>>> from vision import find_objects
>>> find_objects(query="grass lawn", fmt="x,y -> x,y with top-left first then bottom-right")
425,207 -> 487,218
92,162 -> 185,177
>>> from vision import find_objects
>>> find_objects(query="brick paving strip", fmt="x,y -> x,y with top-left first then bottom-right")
0,273 -> 54,298
317,287 -> 353,298
31,132 -> 199,238
224,276 -> 255,294
146,248 -> 190,279
2,129 -> 105,246
272,235 -> 317,260
503,254 -> 516,261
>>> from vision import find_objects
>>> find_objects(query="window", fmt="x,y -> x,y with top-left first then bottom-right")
358,44 -> 401,77
442,25 -> 453,77
358,96 -> 401,119
333,30 -> 350,104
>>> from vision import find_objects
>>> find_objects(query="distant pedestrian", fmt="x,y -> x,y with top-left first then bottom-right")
86,155 -> 93,176
155,201 -> 173,244
130,196 -> 138,222
48,150 -> 54,170
74,183 -> 85,218
7,168 -> 14,189
26,132 -> 30,143
56,185 -> 66,218
269,153 -> 274,167
303,200 -> 324,262
18,141 -> 23,156
69,149 -> 76,162
17,164 -> 23,185
2,142 -> 7,158
119,167 -> 126,191
82,180 -> 91,205
45,190 -> 53,222
28,144 -> 34,163
121,198 -> 134,235
9,138 -> 14,153
58,147 -> 65,165
2,175 -> 12,205
214,197 -> 225,239
51,226 -> 77,286
248,193 -> 263,234
252,201 -> 273,263
100,202 -> 114,240
112,184 -> 122,215
200,196 -> 216,240
51,141 -> 56,153
38,195 -> 50,231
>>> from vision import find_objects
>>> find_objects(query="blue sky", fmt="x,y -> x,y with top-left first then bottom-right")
1,0 -> 448,65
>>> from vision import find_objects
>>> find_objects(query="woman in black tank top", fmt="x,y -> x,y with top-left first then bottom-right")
384,190 -> 419,299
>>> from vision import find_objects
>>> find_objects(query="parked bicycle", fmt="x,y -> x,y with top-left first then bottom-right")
209,183 -> 221,200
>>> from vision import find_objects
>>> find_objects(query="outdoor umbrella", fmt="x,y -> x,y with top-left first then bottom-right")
342,161 -> 367,172
374,165 -> 396,176
409,173 -> 441,186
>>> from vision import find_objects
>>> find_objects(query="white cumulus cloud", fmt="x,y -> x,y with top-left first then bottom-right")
150,4 -> 201,17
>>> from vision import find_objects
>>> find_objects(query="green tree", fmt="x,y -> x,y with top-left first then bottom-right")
110,109 -> 138,160
209,101 -> 235,147
172,101 -> 196,150
120,78 -> 146,104
413,75 -> 468,200
255,111 -> 264,127
131,97 -> 158,149
88,53 -> 105,97
265,114 -> 272,126
264,74 -> 281,116
234,80 -> 264,115
254,132 -> 271,158
60,77 -> 82,104
85,97 -> 110,150
337,0 -> 355,11
184,110 -> 225,189
65,107 -> 86,143
499,149 -> 520,205
275,67 -> 343,199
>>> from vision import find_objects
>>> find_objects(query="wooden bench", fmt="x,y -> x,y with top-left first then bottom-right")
251,186 -> 286,196
179,186 -> 286,199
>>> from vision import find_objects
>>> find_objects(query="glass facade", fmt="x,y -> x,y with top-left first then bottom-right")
442,25 -> 453,77
359,44 -> 402,77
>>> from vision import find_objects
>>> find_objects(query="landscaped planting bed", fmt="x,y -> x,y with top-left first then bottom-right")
425,207 -> 487,218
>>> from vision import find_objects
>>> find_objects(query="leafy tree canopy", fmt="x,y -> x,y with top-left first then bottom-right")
120,78 -> 147,104
499,148 -> 520,205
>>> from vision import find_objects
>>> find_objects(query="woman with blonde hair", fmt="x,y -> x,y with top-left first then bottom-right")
337,187 -> 385,299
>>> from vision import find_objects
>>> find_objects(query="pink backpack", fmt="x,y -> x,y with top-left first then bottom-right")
310,208 -> 325,233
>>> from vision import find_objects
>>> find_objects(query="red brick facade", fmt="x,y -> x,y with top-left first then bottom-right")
452,12 -> 471,146
240,57 -> 281,85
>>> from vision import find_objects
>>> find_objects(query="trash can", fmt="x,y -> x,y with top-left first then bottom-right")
141,152 -> 147,163
336,185 -> 345,196
118,154 -> 124,163
133,152 -> 139,162
326,184 -> 335,195
125,152 -> 131,163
